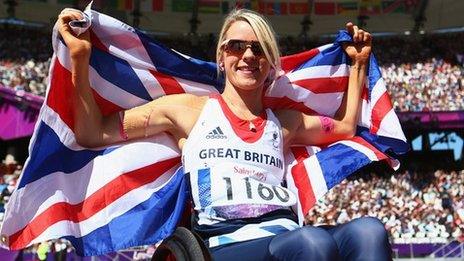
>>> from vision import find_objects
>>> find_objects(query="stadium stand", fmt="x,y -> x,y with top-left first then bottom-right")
0,26 -> 51,97
376,33 -> 464,112
1,26 -> 463,112
306,169 -> 464,245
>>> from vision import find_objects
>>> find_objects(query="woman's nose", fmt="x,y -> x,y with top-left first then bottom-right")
242,46 -> 256,60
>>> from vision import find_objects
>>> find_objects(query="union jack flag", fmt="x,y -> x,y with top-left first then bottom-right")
0,6 -> 408,256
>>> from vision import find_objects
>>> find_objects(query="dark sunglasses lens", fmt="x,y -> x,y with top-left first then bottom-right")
227,40 -> 263,56
250,43 -> 263,56
228,40 -> 246,53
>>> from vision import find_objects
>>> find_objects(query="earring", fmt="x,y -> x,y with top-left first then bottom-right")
219,63 -> 224,71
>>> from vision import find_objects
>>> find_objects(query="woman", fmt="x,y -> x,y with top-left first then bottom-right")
57,8 -> 391,260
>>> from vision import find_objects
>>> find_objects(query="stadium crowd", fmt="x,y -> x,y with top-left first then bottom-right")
375,33 -> 464,112
306,169 -> 464,244
1,25 -> 463,112
0,26 -> 51,97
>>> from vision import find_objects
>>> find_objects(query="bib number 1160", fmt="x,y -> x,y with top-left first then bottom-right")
223,177 -> 290,202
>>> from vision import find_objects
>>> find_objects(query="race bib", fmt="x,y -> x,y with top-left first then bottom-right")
191,164 -> 297,219
210,172 -> 295,207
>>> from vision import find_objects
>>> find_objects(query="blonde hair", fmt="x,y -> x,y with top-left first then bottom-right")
216,9 -> 281,78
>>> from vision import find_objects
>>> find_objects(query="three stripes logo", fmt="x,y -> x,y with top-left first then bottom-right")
206,127 -> 227,139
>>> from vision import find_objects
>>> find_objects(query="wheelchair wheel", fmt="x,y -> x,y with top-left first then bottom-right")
152,227 -> 209,261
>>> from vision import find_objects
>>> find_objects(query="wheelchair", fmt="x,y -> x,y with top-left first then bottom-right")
151,173 -> 212,261
151,226 -> 211,261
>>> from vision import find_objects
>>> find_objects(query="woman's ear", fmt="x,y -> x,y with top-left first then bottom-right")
264,68 -> 276,86
219,62 -> 224,71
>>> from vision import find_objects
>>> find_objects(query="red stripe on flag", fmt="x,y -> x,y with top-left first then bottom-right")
370,91 -> 393,134
263,96 -> 317,115
47,60 -> 75,130
361,84 -> 368,100
291,163 -> 315,215
385,157 -> 395,168
9,157 -> 181,249
350,136 -> 387,161
290,146 -> 310,163
290,146 -> 316,215
90,30 -> 108,53
290,149 -> 316,216
292,76 -> 348,94
91,89 -> 124,116
149,70 -> 185,95
281,48 -> 320,73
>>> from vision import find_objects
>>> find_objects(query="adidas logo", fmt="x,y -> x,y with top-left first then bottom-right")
206,127 -> 227,139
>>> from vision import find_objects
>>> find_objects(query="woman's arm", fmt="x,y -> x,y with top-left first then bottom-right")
57,10 -> 197,148
283,22 -> 372,147
57,9 -> 117,147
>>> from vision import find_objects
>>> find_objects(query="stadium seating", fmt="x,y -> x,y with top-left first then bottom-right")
1,26 -> 462,111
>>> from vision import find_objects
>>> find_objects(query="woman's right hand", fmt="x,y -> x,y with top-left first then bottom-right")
57,8 -> 91,60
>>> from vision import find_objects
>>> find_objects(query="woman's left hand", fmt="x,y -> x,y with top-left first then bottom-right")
343,22 -> 372,65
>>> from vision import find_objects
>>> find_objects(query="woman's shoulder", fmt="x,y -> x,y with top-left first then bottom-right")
152,93 -> 209,110
273,109 -> 302,130
273,109 -> 301,121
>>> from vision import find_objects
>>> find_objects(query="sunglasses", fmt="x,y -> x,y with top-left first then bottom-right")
222,39 -> 264,57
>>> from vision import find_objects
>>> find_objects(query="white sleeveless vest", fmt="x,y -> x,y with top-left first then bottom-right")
182,95 -> 297,226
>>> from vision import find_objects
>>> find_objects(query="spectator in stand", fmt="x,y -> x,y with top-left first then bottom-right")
0,154 -> 21,223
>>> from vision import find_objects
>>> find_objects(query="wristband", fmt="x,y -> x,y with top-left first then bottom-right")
319,116 -> 334,134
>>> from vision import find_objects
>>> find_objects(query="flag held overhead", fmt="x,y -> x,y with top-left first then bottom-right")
0,4 -> 407,256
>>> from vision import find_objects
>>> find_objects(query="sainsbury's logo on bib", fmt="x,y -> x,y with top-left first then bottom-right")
206,126 -> 227,139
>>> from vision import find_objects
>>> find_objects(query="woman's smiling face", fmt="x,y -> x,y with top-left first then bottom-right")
221,20 -> 271,91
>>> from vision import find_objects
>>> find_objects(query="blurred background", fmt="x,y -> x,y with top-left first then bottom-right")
0,0 -> 463,260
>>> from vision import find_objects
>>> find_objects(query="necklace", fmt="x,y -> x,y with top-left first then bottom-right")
249,121 -> 256,132
223,96 -> 261,132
